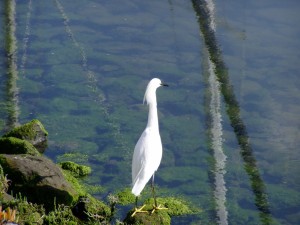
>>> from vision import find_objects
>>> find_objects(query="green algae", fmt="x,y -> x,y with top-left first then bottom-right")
116,188 -> 135,205
125,208 -> 171,225
145,197 -> 198,217
82,183 -> 105,195
57,153 -> 89,164
59,161 -> 91,178
3,119 -> 48,141
123,196 -> 198,225
77,195 -> 112,222
61,169 -> 86,198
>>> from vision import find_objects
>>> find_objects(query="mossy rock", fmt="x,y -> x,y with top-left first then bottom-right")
61,169 -> 86,197
72,195 -> 111,223
0,137 -> 40,156
145,197 -> 197,216
123,196 -> 198,225
59,161 -> 91,178
0,154 -> 79,211
116,188 -> 136,205
3,119 -> 48,153
124,206 -> 171,225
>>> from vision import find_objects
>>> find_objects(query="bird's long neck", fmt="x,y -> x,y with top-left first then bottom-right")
147,102 -> 159,130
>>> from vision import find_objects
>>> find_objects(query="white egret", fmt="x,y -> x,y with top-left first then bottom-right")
131,78 -> 168,216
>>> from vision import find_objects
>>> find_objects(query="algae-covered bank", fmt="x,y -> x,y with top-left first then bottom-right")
0,120 -> 196,224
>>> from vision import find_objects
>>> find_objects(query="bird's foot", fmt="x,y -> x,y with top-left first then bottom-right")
131,204 -> 147,217
151,204 -> 168,214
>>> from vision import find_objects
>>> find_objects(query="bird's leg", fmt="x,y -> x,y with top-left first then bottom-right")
151,174 -> 167,214
131,196 -> 147,217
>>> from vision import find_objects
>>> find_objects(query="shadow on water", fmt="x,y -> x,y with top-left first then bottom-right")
3,0 -> 19,131
192,0 -> 273,224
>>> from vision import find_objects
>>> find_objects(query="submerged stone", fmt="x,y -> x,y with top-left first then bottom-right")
3,119 -> 48,153
0,154 -> 79,211
0,137 -> 40,156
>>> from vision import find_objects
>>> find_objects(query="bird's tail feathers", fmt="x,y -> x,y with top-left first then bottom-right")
132,178 -> 148,196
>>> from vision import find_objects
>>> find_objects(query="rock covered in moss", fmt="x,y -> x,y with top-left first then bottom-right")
59,161 -> 91,178
123,197 -> 197,225
124,206 -> 171,225
116,188 -> 136,205
72,195 -> 111,223
0,137 -> 40,155
0,154 -> 79,211
3,119 -> 48,153
145,197 -> 196,216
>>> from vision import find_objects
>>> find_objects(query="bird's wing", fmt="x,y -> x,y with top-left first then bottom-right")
131,128 -> 162,196
132,129 -> 149,184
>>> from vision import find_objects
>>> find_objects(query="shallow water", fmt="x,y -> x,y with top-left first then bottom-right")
0,0 -> 299,224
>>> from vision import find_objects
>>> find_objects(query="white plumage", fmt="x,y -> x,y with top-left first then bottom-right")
132,78 -> 167,196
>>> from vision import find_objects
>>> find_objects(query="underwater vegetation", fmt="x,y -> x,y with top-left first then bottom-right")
0,120 -> 197,224
0,0 -> 298,224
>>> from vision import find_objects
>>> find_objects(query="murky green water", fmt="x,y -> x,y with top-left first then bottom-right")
0,0 -> 299,224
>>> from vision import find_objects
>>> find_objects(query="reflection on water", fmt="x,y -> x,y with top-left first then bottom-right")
201,0 -> 228,224
0,0 -> 299,224
3,0 -> 19,130
193,0 -> 273,224
205,55 -> 228,224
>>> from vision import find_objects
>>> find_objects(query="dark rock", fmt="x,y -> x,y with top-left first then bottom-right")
0,154 -> 79,211
3,119 -> 48,153
0,137 -> 40,156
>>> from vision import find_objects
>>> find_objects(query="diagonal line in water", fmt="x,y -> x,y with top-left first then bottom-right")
53,0 -> 131,161
20,0 -> 32,78
197,0 -> 228,224
192,0 -> 274,224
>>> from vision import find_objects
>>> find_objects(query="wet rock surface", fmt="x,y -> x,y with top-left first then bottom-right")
0,154 -> 78,211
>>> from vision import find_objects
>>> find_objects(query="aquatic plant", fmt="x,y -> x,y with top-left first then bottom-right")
59,161 -> 91,178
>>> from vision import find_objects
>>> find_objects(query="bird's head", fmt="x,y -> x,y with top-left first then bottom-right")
143,78 -> 168,105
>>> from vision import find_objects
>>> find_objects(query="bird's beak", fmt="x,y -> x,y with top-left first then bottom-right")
161,83 -> 169,87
